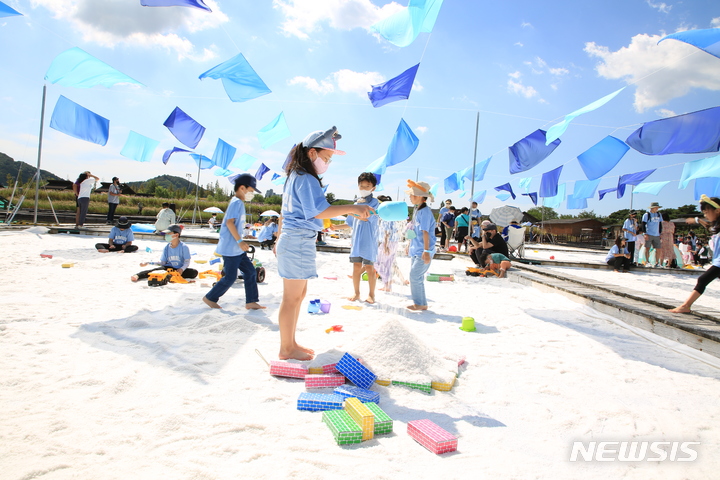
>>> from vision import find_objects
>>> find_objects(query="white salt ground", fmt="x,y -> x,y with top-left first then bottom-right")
2,229 -> 720,479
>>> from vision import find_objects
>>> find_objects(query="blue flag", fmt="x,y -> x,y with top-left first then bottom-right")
255,163 -> 271,181
518,177 -> 532,193
368,64 -> 419,108
617,169 -> 656,198
199,53 -> 272,102
164,107 -> 205,149
544,184 -> 566,209
257,111 -> 291,149
444,172 -> 459,194
190,154 -> 214,169
140,0 -> 211,12
45,47 -> 143,89
162,147 -> 191,165
473,190 -> 487,204
211,138 -> 236,170
572,179 -> 601,199
509,129 -> 561,174
522,192 -> 538,205
371,0 -> 443,47
679,154 -> 720,189
231,153 -> 258,171
577,136 -> 629,180
120,131 -> 159,163
366,118 -> 419,174
659,28 -> 720,59
494,183 -> 516,200
566,194 -> 588,210
214,169 -> 233,177
598,188 -> 617,201
49,95 -> 109,146
539,166 -> 563,198
627,106 -> 720,155
695,178 -> 720,201
632,181 -> 669,196
545,88 -> 625,145
496,192 -> 511,201
0,1 -> 21,17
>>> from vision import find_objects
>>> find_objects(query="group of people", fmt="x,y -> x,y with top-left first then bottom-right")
436,199 -> 481,253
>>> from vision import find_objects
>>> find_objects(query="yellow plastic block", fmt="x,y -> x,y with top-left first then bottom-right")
195,260 -> 208,264
431,377 -> 456,392
345,397 -> 374,441
375,378 -> 391,386
61,263 -> 75,268
308,367 -> 324,375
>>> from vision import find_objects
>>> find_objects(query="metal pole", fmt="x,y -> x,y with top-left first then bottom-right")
467,112 -> 480,249
192,162 -> 201,224
630,185 -> 634,211
33,84 -> 47,224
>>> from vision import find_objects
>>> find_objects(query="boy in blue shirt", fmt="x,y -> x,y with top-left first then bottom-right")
203,174 -> 266,310
331,172 -> 380,303
95,216 -> 138,253
131,224 -> 198,281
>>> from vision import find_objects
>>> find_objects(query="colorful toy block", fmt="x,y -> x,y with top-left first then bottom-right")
322,410 -> 362,445
308,363 -> 338,375
365,402 -> 393,436
334,385 -> 381,404
375,378 -> 392,386
407,419 -> 458,455
297,392 -> 345,412
305,374 -> 346,389
336,353 -> 376,389
345,397 -> 374,441
431,377 -> 456,392
269,360 -> 308,379
426,274 -> 455,282
392,380 -> 432,394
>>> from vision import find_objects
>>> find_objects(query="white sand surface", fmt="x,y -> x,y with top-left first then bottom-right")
2,229 -> 720,479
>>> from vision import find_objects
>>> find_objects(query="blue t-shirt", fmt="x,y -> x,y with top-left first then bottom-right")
642,211 -> 662,236
281,170 -> 330,231
456,214 -> 469,228
109,227 -> 134,245
605,245 -> 629,263
160,242 -> 191,270
440,212 -> 455,227
257,223 -> 278,242
623,218 -> 637,241
409,205 -> 437,257
346,195 -> 380,262
470,208 -> 481,219
216,196 -> 247,256
437,206 -> 449,222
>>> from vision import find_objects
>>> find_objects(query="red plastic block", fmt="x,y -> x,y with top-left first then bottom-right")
269,360 -> 308,379
407,419 -> 458,454
305,374 -> 346,389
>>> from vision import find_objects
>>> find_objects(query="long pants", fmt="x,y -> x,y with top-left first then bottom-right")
135,266 -> 198,280
205,253 -> 258,304
626,241 -> 635,264
107,203 -> 119,223
439,225 -> 447,248
77,197 -> 90,226
455,226 -> 468,250
409,255 -> 431,306
694,265 -> 720,294
95,243 -> 138,253
607,257 -> 631,271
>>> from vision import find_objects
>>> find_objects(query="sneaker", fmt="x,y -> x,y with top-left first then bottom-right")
316,241 -> 327,246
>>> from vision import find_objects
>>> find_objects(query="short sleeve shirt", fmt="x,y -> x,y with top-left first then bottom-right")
281,170 -> 330,231
109,227 -> 134,245
108,184 -> 121,204
161,242 -> 191,270
409,206 -> 437,257
346,195 -> 380,262
216,197 -> 246,256
622,218 -> 637,241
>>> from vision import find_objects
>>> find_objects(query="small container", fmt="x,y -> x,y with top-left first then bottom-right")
320,300 -> 331,314
308,299 -> 321,314
459,317 -> 476,332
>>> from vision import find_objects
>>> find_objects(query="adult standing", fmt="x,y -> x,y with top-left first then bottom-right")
437,199 -> 452,251
106,177 -> 122,224
642,202 -> 663,267
455,207 -> 470,252
622,210 -> 638,265
154,202 -> 176,234
75,171 -> 99,228
659,212 -> 676,268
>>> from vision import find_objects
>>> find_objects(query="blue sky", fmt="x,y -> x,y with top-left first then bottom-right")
0,0 -> 719,215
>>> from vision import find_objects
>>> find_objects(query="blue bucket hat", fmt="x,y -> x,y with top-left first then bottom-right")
302,126 -> 346,155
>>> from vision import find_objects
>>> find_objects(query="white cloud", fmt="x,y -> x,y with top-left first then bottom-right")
30,0 -> 227,60
288,69 -> 384,97
412,80 -> 424,92
521,22 -> 533,28
416,126 -> 428,135
508,70 -> 522,79
272,0 -> 404,39
514,42 -> 524,47
655,108 -> 676,117
507,79 -> 538,99
646,0 -> 672,14
585,32 -> 720,112
287,76 -> 334,94
712,17 -> 720,27
549,67 -> 569,76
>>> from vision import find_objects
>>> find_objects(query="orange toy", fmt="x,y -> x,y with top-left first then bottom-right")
199,270 -> 222,280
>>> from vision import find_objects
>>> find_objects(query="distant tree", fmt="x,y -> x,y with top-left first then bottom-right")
604,209 -> 630,225
154,186 -> 171,198
326,192 -> 336,204
145,179 -> 158,196
265,194 -> 282,205
559,213 -> 575,219
577,209 -> 602,220
527,206 -> 558,220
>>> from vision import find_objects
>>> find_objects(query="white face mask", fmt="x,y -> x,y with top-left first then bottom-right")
357,189 -> 372,199
243,191 -> 255,202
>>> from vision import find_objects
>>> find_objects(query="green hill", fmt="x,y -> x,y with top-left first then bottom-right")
0,152 -> 63,188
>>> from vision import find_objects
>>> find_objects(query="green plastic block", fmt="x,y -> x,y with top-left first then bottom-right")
322,410 -> 363,445
426,274 -> 440,282
392,380 -> 432,394
365,402 -> 393,435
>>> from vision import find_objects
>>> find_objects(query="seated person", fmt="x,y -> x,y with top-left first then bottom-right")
605,236 -> 632,272
257,217 -> 279,249
467,223 -> 508,265
95,217 -> 138,253
131,224 -> 198,282
695,240 -> 709,267
154,202 -> 176,234
478,252 -> 512,278
502,220 -> 522,240
208,213 -> 219,229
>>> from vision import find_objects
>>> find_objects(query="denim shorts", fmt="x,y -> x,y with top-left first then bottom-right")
349,256 -> 374,266
277,228 -> 318,280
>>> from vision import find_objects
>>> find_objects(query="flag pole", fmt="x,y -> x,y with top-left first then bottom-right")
33,84 -> 47,225
192,161 -> 201,224
467,112 -> 480,251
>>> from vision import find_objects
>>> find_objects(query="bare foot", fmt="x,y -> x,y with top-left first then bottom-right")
130,275 -> 139,282
403,280 -> 410,285
97,249 -> 109,253
406,304 -> 428,311
379,285 -> 391,292
346,294 -> 360,302
295,343 -> 315,355
246,302 -> 267,310
365,296 -> 375,304
668,306 -> 691,313
279,348 -> 314,361
203,296 -> 222,309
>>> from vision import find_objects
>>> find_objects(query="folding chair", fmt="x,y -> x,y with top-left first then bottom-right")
506,226 -> 525,259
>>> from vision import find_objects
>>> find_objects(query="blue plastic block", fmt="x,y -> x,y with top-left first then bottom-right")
334,385 -> 381,404
297,392 -> 345,412
336,353 -> 376,390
